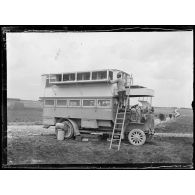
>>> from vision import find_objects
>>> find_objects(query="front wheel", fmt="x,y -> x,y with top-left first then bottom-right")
128,129 -> 146,146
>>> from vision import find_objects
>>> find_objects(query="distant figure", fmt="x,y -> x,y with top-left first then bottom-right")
109,72 -> 126,108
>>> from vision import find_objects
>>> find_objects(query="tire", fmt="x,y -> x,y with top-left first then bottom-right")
55,120 -> 74,139
63,121 -> 74,139
128,129 -> 146,146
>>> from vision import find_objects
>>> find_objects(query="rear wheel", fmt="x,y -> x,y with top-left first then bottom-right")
55,120 -> 74,139
63,121 -> 74,139
128,129 -> 146,146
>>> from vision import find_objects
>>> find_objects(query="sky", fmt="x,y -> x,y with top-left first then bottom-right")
6,31 -> 193,108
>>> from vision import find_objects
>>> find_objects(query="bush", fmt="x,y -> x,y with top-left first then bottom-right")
159,113 -> 166,121
169,114 -> 172,118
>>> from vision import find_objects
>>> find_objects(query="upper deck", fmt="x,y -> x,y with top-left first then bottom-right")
41,69 -> 154,98
42,69 -> 130,85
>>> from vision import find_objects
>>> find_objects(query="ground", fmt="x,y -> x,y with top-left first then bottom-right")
6,107 -> 193,166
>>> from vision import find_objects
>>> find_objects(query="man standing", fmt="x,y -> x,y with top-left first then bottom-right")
109,72 -> 126,108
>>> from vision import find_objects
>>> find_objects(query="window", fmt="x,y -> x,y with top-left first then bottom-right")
56,99 -> 67,106
109,71 -> 113,80
49,74 -> 62,82
45,75 -> 52,87
63,73 -> 75,81
83,99 -> 96,107
77,72 -> 90,80
92,71 -> 107,80
45,100 -> 55,106
97,99 -> 111,107
69,99 -> 81,107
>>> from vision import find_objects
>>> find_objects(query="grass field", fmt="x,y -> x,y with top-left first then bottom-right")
154,107 -> 176,116
7,107 -> 43,124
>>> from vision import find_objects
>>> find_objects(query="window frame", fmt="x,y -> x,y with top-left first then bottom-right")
77,72 -> 91,81
109,70 -> 113,80
62,73 -> 76,82
56,99 -> 68,107
44,99 -> 55,107
92,71 -> 108,80
82,99 -> 96,107
68,99 -> 81,107
49,74 -> 62,83
97,99 -> 112,108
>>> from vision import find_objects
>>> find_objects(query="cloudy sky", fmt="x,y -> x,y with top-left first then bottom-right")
7,31 -> 193,107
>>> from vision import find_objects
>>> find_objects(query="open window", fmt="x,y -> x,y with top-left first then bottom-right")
77,72 -> 90,81
92,71 -> 107,80
63,73 -> 75,81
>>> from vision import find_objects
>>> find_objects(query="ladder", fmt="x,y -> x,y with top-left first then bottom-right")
109,75 -> 133,150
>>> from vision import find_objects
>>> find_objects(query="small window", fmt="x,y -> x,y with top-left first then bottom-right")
49,74 -> 62,82
69,100 -> 81,107
45,100 -> 55,106
83,99 -> 96,107
63,73 -> 75,81
109,71 -> 113,80
97,99 -> 111,107
45,75 -> 52,87
56,99 -> 67,106
92,71 -> 107,80
77,72 -> 90,81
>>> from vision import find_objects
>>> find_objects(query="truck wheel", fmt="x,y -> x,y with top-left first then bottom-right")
63,121 -> 74,139
128,129 -> 146,146
55,121 -> 74,139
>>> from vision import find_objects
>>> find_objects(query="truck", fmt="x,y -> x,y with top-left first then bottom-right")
40,69 -> 155,146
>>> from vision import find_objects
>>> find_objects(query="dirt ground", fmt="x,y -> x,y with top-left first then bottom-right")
7,125 -> 193,165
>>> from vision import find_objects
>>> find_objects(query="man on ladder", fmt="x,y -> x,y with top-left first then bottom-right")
109,72 -> 126,109
108,72 -> 130,150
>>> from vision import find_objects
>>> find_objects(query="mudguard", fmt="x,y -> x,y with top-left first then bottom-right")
67,119 -> 80,136
55,119 -> 80,136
